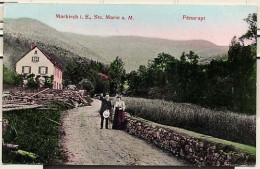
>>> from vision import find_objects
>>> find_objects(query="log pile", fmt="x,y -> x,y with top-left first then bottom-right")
3,88 -> 90,111
125,116 -> 254,166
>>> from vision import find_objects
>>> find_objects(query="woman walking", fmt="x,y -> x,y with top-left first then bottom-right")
112,94 -> 126,130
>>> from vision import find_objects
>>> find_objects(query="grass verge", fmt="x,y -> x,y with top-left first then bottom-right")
3,107 -> 63,164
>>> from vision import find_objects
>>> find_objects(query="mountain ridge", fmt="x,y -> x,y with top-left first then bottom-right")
4,18 -> 229,72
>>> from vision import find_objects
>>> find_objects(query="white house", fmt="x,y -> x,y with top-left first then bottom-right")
16,45 -> 63,89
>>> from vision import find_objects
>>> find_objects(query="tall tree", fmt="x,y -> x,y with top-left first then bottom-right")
239,13 -> 257,45
108,56 -> 125,94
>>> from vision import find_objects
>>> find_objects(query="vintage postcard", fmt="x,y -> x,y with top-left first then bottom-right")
2,3 -> 257,166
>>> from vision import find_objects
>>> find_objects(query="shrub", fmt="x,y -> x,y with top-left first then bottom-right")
27,74 -> 39,88
44,75 -> 54,88
78,79 -> 95,96
3,65 -> 23,86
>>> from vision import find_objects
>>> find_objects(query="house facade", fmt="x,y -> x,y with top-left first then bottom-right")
16,45 -> 63,89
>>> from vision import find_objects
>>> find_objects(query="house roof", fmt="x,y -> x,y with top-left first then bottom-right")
31,46 -> 64,72
98,73 -> 109,80
17,45 -> 64,72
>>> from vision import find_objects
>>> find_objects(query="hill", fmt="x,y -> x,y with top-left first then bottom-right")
4,18 -> 229,72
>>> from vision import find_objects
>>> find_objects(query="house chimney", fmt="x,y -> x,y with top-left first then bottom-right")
31,44 -> 36,50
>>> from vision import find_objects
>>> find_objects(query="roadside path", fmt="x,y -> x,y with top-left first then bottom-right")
60,99 -> 188,165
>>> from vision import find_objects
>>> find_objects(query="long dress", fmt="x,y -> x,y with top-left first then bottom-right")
112,100 -> 126,130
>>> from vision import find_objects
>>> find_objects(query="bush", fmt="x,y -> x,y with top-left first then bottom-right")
3,65 -> 23,86
78,79 -> 95,96
44,75 -> 53,88
124,97 -> 256,146
27,74 -> 39,88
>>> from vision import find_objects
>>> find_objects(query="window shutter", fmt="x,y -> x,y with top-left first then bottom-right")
22,66 -> 24,73
29,66 -> 31,73
46,67 -> 48,74
39,67 -> 41,74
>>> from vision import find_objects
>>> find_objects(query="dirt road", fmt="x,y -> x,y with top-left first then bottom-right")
60,99 -> 188,165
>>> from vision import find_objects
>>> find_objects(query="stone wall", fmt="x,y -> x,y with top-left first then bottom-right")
125,116 -> 254,166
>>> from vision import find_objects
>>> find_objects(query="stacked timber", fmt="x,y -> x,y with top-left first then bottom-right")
2,88 -> 90,111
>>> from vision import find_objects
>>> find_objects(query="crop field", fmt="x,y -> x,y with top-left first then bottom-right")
123,97 -> 256,146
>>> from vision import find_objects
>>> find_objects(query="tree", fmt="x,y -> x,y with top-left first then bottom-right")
227,40 -> 256,113
225,13 -> 256,113
108,56 -> 125,94
95,75 -> 110,94
187,51 -> 199,64
124,13 -> 256,114
78,79 -> 95,96
126,70 -> 140,96
63,60 -> 87,86
239,13 -> 257,45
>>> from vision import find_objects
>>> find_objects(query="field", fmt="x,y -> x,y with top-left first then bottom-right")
3,107 -> 64,164
123,97 -> 256,146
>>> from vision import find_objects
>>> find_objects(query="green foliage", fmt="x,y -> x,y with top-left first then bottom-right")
95,75 -> 110,94
63,59 -> 109,94
108,56 -> 126,94
124,97 -> 256,146
227,37 -> 256,113
3,108 -> 62,164
239,13 -> 257,44
3,64 -> 23,86
126,13 -> 256,114
17,150 -> 38,159
63,60 -> 87,85
127,52 -> 209,103
78,79 -> 95,96
27,74 -> 40,88
3,149 -> 37,164
44,75 -> 53,88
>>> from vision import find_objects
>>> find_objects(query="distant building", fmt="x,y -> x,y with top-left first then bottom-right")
16,45 -> 63,89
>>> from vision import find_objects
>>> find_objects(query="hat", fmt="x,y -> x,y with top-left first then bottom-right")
103,110 -> 110,118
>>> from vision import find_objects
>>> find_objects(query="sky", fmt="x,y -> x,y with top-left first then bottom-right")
5,4 -> 257,46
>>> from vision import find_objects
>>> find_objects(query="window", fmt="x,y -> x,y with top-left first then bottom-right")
32,56 -> 39,62
22,66 -> 31,74
34,50 -> 37,54
38,66 -> 48,75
